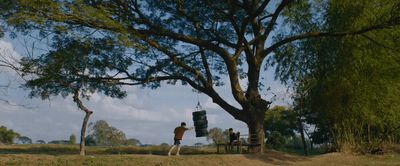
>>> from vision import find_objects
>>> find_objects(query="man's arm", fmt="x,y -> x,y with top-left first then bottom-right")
186,127 -> 194,130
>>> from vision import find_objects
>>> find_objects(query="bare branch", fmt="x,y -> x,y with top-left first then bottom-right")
262,0 -> 292,40
73,90 -> 93,114
253,0 -> 271,17
141,37 -> 208,86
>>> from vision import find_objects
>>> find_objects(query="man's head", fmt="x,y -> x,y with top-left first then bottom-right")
229,128 -> 233,132
181,122 -> 186,127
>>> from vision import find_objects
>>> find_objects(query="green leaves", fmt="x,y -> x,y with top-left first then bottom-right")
275,0 -> 400,150
21,36 -> 129,100
0,126 -> 20,144
87,120 -> 128,146
264,106 -> 297,138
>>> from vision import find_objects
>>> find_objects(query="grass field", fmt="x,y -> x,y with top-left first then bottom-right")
0,145 -> 399,166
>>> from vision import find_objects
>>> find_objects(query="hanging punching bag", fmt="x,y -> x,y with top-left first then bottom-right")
192,110 -> 208,137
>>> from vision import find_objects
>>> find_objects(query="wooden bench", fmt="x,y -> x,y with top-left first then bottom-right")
216,142 -> 261,154
216,133 -> 261,154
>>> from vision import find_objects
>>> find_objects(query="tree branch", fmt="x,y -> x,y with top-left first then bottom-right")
262,24 -> 397,57
247,0 -> 291,57
199,47 -> 213,86
173,2 -> 238,48
262,0 -> 292,40
180,75 -> 245,121
73,89 -> 93,114
253,0 -> 271,17
141,37 -> 208,86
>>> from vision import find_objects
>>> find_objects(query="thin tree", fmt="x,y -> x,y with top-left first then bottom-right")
16,38 -> 127,155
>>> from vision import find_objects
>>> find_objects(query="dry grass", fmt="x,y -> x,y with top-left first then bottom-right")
295,153 -> 400,166
0,144 -> 214,155
0,145 -> 399,166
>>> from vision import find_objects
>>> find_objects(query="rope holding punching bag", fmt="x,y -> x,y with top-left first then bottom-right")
192,100 -> 208,137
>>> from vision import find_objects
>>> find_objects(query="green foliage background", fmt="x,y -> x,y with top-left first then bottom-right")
273,0 -> 400,151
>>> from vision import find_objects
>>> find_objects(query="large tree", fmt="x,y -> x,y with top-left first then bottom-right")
273,0 -> 400,151
1,0 -> 399,152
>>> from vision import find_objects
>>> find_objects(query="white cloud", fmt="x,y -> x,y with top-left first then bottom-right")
0,40 -> 21,73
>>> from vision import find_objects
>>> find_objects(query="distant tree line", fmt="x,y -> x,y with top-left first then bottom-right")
0,126 -> 34,145
0,120 -> 141,147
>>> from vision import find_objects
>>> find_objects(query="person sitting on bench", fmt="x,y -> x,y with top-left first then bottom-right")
227,128 -> 240,151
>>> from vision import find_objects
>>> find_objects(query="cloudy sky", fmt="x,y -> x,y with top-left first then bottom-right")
0,36 -> 291,146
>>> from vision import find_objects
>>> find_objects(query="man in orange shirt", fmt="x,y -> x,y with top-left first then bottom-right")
168,122 -> 193,156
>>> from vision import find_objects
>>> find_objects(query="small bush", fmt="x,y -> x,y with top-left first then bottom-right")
266,131 -> 286,149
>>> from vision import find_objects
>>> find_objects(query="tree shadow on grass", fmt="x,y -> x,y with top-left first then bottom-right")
243,150 -> 310,165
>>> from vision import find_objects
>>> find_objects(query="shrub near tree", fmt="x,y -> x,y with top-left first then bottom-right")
264,106 -> 297,138
207,128 -> 227,145
16,136 -> 32,144
160,143 -> 170,151
0,126 -> 19,144
264,106 -> 314,154
264,106 -> 297,149
85,136 -> 96,146
87,120 -> 141,147
36,140 -> 46,144
49,140 -> 69,145
69,134 -> 77,145
88,120 -> 126,146
267,131 -> 286,149
124,138 -> 141,146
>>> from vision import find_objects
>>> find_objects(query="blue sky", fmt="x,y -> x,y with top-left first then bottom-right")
0,34 -> 291,146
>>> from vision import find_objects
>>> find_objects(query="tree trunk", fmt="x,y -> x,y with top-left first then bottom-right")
247,112 -> 265,153
79,111 -> 92,155
305,128 -> 313,150
73,90 -> 93,156
298,119 -> 308,156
